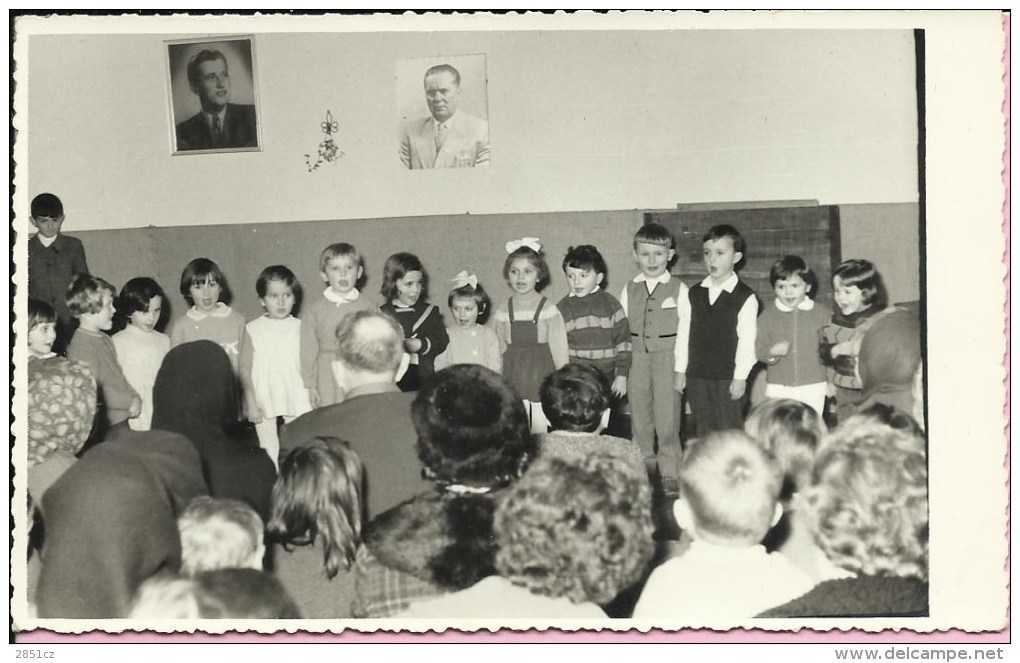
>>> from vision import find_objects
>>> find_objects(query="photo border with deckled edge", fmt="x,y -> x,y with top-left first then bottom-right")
8,8 -> 1010,644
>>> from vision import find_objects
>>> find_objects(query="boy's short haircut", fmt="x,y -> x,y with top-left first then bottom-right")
768,255 -> 819,297
28,298 -> 57,330
31,193 -> 63,218
118,277 -> 167,319
679,430 -> 782,545
703,224 -> 747,262
319,243 -> 361,273
179,258 -> 231,306
177,496 -> 264,577
832,258 -> 888,309
562,245 -> 608,277
256,264 -> 301,302
633,222 -> 674,249
66,274 -> 116,317
540,363 -> 611,433
447,282 -> 491,324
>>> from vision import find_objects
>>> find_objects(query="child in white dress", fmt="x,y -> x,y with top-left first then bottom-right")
112,278 -> 171,431
434,271 -> 501,374
240,266 -> 312,470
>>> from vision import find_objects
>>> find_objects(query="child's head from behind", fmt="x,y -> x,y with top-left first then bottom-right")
118,277 -> 167,333
319,243 -> 363,295
256,265 -> 301,320
769,255 -> 818,309
27,298 -> 58,357
495,452 -> 655,605
676,430 -> 782,546
448,275 -> 491,328
177,496 -> 264,577
180,258 -> 230,313
744,398 -> 825,499
66,274 -> 116,330
267,437 -> 364,578
503,240 -> 550,295
540,363 -> 611,433
702,224 -> 746,281
30,193 -> 64,238
832,258 -> 887,316
131,569 -> 301,619
562,245 -> 607,298
414,364 -> 534,489
632,223 -> 675,279
381,252 -> 426,307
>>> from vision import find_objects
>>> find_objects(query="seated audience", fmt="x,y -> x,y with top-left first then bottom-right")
130,568 -> 300,619
266,437 -> 364,618
759,415 -> 928,617
352,364 -> 535,617
633,430 -> 814,623
744,398 -> 849,582
537,364 -> 645,477
855,307 -> 923,426
401,452 -> 654,619
152,340 -> 277,520
36,431 -> 207,618
178,496 -> 265,577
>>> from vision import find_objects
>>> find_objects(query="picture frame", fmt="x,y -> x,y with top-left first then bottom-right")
165,35 -> 262,155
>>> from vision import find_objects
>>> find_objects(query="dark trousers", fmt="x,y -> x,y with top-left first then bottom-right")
686,377 -> 747,438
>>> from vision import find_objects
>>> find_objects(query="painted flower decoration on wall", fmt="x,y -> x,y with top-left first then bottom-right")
305,110 -> 343,171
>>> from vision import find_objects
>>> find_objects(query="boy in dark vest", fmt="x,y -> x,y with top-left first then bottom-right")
676,224 -> 759,436
619,223 -> 688,487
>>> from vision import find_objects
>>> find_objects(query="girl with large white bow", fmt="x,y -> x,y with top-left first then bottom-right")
434,271 -> 502,374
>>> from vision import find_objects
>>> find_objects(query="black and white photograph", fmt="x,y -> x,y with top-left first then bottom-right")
166,36 -> 261,154
397,54 -> 490,169
9,10 -> 1008,649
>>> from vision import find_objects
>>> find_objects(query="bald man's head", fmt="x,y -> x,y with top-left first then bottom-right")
334,310 -> 405,375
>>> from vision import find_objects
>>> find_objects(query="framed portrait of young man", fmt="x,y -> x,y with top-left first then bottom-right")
166,35 -> 262,155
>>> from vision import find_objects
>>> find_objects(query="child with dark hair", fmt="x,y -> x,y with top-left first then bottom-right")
352,364 -> 535,617
300,243 -> 377,407
401,452 -> 654,619
27,298 -> 58,360
819,258 -> 893,423
112,277 -> 171,430
27,192 -> 89,353
538,364 -> 644,476
434,271 -> 501,374
379,252 -> 449,392
755,255 -> 831,416
634,431 -> 813,621
169,258 -> 246,377
66,274 -> 141,437
240,265 -> 311,467
676,224 -> 759,438
267,436 -> 364,618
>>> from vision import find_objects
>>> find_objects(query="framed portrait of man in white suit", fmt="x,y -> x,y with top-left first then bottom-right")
396,54 -> 490,170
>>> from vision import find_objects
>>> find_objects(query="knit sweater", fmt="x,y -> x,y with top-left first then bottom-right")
557,289 -> 632,379
755,298 -> 831,387
67,328 -> 138,426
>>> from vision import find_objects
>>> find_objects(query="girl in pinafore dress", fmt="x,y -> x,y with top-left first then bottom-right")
494,238 -> 568,424
240,266 -> 312,470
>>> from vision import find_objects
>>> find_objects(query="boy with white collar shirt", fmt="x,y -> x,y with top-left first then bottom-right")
675,224 -> 759,437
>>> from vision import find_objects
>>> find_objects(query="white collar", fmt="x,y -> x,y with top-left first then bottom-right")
700,272 -> 739,293
775,297 -> 815,313
186,302 -> 232,321
38,233 -> 58,247
324,287 -> 360,305
568,286 -> 601,297
203,107 -> 227,127
633,272 -> 672,286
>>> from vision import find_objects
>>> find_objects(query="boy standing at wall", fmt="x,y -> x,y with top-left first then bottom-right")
676,224 -> 759,437
620,224 -> 688,487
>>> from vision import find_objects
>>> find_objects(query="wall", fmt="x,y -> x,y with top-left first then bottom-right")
22,28 -> 918,232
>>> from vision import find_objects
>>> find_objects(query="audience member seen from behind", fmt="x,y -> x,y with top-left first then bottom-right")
434,271 -> 502,374
759,414 -> 928,617
266,437 -> 365,618
855,306 -> 923,427
152,340 -> 276,521
743,398 -> 846,583
131,569 -> 300,619
112,277 -> 171,431
538,363 -> 645,477
352,364 -> 536,618
633,431 -> 813,622
27,192 -> 89,353
178,496 -> 265,577
402,452 -> 654,619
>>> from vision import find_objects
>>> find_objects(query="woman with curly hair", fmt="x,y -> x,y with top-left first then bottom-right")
401,452 -> 655,618
265,436 -> 364,618
758,413 -> 928,617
